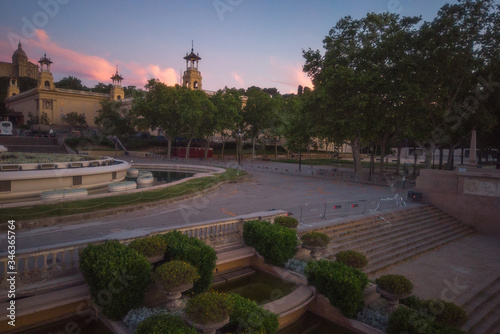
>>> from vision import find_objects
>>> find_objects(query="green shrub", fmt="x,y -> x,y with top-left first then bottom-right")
79,240 -> 151,320
305,259 -> 368,318
128,235 -> 167,257
135,314 -> 197,334
243,220 -> 298,267
274,216 -> 299,228
400,295 -> 423,309
300,231 -> 330,248
376,274 -> 413,295
154,260 -> 199,290
386,306 -> 466,334
421,300 -> 467,328
161,231 -> 217,294
185,291 -> 232,325
222,293 -> 279,334
335,250 -> 368,268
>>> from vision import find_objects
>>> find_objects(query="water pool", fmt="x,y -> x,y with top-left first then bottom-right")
278,311 -> 358,334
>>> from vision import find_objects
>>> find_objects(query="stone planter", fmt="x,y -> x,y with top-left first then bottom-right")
302,244 -> 325,259
376,286 -> 412,312
157,282 -> 193,312
184,316 -> 230,334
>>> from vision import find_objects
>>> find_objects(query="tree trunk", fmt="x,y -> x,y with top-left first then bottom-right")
167,138 -> 172,159
446,144 -> 455,170
275,138 -> 278,159
349,139 -> 363,179
379,144 -> 386,176
439,148 -> 444,170
252,136 -> 256,161
204,137 -> 211,160
185,138 -> 193,159
396,146 -> 402,175
221,140 -> 226,160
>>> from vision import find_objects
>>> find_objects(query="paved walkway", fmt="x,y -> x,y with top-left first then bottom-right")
372,233 -> 500,302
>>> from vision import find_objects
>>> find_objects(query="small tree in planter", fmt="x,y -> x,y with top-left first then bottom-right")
185,291 -> 233,334
274,216 -> 299,229
335,250 -> 368,269
301,231 -> 331,259
136,314 -> 198,334
376,274 -> 414,311
155,260 -> 200,311
128,235 -> 167,263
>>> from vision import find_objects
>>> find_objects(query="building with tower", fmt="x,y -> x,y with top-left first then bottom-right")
4,52 -> 127,128
0,42 -> 39,80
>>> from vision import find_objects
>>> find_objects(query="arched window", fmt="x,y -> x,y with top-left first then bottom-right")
194,81 -> 199,89
44,81 -> 50,88
11,93 -> 16,96
117,95 -> 121,100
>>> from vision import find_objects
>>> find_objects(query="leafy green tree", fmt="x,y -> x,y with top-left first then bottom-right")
95,100 -> 135,137
210,88 -> 243,159
55,76 -> 88,90
91,82 -> 112,94
63,111 -> 87,130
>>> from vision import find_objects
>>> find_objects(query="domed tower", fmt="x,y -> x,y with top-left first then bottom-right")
38,53 -> 55,90
110,66 -> 125,101
182,42 -> 202,90
12,41 -> 28,65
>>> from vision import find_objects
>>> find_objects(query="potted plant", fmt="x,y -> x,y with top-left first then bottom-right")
155,260 -> 199,311
184,291 -> 232,334
128,235 -> 167,263
274,216 -> 299,229
376,274 -> 414,311
300,231 -> 331,259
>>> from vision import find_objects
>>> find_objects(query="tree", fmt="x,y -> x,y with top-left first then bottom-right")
243,88 -> 277,161
91,82 -> 112,94
63,111 -> 87,130
95,100 -> 135,137
303,12 -> 422,178
283,94 -> 314,167
55,76 -> 88,90
210,88 -> 242,159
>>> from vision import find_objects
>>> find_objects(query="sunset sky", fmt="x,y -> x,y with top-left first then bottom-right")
0,0 -> 466,94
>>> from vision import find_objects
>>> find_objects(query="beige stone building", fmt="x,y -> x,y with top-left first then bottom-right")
0,42 -> 39,80
4,53 -> 125,128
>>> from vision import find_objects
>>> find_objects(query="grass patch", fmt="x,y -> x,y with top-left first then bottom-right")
0,168 -> 246,224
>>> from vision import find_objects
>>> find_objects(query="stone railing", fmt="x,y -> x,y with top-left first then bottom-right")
0,211 -> 287,288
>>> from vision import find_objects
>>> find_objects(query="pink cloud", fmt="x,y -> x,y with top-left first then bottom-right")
11,29 -> 179,87
232,71 -> 244,86
269,56 -> 312,91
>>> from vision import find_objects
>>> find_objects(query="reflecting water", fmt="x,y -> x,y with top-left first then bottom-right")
278,311 -> 357,334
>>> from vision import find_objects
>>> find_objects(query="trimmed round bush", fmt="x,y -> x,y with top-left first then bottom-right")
387,306 -> 467,334
223,293 -> 279,334
376,274 -> 413,295
274,216 -> 299,228
305,259 -> 369,318
243,220 -> 298,267
161,230 -> 217,294
135,314 -> 197,334
79,240 -> 151,320
301,231 -> 330,248
422,300 -> 467,328
155,260 -> 199,290
185,291 -> 232,325
335,250 -> 368,268
128,235 -> 167,257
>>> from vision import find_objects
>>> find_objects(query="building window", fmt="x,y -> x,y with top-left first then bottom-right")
112,172 -> 117,180
194,81 -> 199,89
73,175 -> 82,186
0,180 -> 11,192
44,80 -> 50,88
117,95 -> 121,100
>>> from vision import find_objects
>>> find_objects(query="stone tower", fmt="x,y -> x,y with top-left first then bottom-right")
38,53 -> 55,90
182,42 -> 202,90
7,78 -> 20,98
110,66 -> 125,101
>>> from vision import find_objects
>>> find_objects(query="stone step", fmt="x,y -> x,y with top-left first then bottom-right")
324,209 -> 447,239
363,228 -> 474,274
331,216 -> 458,252
360,219 -> 465,256
463,276 -> 500,333
214,240 -> 246,254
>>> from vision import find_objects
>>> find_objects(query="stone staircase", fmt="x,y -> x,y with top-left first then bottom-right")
307,205 -> 475,274
456,270 -> 500,334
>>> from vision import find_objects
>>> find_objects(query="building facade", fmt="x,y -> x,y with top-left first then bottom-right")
0,42 -> 39,80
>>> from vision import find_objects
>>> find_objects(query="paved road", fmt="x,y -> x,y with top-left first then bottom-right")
0,158 -> 409,252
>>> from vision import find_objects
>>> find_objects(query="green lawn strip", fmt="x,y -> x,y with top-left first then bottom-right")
0,169 -> 246,223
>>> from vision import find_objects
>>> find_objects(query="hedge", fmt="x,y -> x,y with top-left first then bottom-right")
79,240 -> 151,320
274,216 -> 298,228
305,259 -> 368,318
243,220 -> 298,267
222,293 -> 279,334
161,230 -> 217,294
135,314 -> 198,334
335,250 -> 367,269
387,306 -> 467,334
